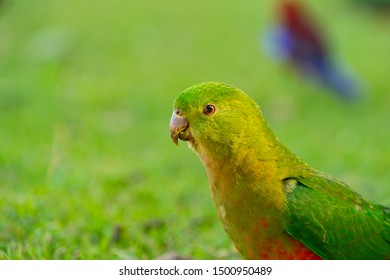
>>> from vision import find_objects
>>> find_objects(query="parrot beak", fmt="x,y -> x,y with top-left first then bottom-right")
169,112 -> 191,145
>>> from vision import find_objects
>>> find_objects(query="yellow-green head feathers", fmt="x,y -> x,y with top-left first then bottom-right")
171,82 -> 270,159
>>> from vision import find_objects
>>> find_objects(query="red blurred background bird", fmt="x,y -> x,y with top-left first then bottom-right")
263,0 -> 362,100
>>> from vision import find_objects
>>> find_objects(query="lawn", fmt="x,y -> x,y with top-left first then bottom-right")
0,0 -> 389,259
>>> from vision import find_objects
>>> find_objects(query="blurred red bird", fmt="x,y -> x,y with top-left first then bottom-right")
263,0 -> 362,99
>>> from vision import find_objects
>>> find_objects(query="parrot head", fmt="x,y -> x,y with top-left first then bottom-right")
169,82 -> 267,159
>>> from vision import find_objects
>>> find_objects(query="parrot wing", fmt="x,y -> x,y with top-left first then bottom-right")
285,173 -> 390,259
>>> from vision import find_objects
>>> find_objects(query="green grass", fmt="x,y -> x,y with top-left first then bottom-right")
0,0 -> 389,259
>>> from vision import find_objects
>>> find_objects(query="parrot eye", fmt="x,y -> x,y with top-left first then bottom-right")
203,104 -> 216,116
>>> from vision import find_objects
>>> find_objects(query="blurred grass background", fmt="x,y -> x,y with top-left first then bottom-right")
0,0 -> 389,259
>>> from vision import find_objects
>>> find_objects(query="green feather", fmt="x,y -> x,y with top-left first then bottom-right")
286,174 -> 390,259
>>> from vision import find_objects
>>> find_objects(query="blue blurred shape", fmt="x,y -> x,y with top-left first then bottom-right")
263,0 -> 362,100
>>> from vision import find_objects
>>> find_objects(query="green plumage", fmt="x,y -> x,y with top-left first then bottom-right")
286,174 -> 390,259
170,82 -> 390,259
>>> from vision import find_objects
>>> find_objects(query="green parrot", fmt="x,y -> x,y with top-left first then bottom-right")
169,82 -> 390,260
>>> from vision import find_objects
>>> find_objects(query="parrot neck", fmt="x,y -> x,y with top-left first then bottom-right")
192,118 -> 306,188
191,122 -> 304,211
